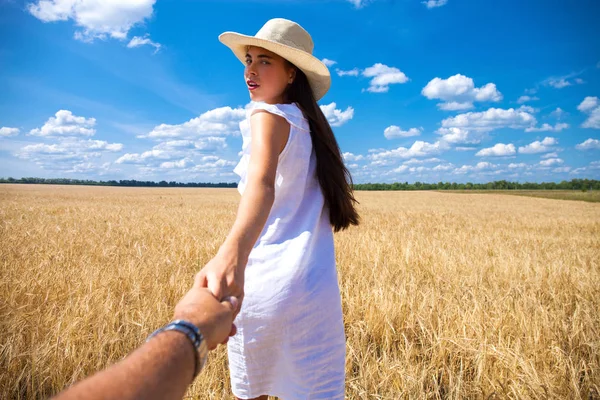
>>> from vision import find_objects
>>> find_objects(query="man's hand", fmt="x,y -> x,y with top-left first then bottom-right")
173,273 -> 238,350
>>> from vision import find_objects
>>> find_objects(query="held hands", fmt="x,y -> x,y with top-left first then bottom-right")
173,273 -> 238,350
196,246 -> 246,318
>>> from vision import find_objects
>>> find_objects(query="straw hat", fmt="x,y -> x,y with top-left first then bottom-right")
219,18 -> 331,101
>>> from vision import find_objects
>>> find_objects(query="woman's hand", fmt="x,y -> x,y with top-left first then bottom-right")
173,276 -> 238,349
196,246 -> 246,317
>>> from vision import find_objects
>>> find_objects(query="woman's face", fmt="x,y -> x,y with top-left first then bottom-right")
244,46 -> 296,104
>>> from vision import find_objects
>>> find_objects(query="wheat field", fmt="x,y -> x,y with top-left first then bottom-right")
1,184 -> 599,399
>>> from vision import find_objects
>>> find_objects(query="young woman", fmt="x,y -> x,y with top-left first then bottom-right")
197,18 -> 359,400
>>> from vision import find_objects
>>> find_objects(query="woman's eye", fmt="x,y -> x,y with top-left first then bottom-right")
245,59 -> 269,65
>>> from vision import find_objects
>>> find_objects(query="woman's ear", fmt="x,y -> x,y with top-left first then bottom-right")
288,68 -> 296,84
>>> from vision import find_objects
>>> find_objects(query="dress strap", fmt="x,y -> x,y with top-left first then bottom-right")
247,102 -> 309,132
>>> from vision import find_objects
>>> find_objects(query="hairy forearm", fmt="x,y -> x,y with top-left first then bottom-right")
53,331 -> 195,400
221,180 -> 275,265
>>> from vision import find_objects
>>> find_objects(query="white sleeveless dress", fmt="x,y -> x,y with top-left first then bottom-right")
227,101 -> 346,399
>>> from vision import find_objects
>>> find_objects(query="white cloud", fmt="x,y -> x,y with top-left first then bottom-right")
383,125 -> 422,139
116,150 -> 171,164
476,143 -> 516,157
369,140 -> 449,161
422,0 -> 448,8
432,163 -> 454,171
517,105 -> 536,114
438,101 -> 473,111
159,158 -> 194,169
508,163 -> 528,169
436,127 -> 482,144
539,158 -> 563,167
336,68 -> 360,77
152,140 -> 197,150
0,127 -> 20,137
142,106 -> 246,140
517,95 -> 539,104
408,166 -> 429,173
453,161 -> 497,174
403,157 -> 442,165
343,152 -> 364,162
570,167 -> 587,175
66,162 -> 105,174
550,107 -> 564,119
547,78 -> 570,89
346,0 -> 373,7
116,137 -> 226,165
134,156 -> 237,179
362,63 -> 409,93
541,152 -> 559,159
518,137 -> 557,154
577,96 -> 599,113
15,110 -> 124,173
577,97 -> 600,129
441,107 -> 536,132
455,146 -> 477,151
21,139 -> 122,155
16,138 -> 123,172
544,72 -> 585,89
422,74 -> 502,110
320,102 -> 354,127
27,0 -> 156,42
30,110 -> 96,137
388,165 -> 407,174
553,167 -> 571,173
127,34 -> 161,53
321,58 -> 337,67
582,108 -> 600,129
575,138 -> 600,150
189,158 -> 236,172
525,123 -> 569,132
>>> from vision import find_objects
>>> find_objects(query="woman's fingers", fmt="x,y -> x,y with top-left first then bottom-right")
207,273 -> 224,300
194,271 -> 207,288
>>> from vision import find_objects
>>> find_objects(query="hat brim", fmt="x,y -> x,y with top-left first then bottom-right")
219,32 -> 331,101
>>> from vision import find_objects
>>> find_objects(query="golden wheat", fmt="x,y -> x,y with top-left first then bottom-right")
1,185 -> 599,399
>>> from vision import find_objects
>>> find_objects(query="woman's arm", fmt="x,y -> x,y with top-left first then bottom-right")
198,110 -> 290,304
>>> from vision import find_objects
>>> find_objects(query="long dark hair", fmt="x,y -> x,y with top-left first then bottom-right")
284,63 -> 360,232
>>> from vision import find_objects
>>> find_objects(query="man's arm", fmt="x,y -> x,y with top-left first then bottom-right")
54,330 -> 196,400
53,285 -> 237,400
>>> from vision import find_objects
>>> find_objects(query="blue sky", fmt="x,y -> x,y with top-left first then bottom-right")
1,0 -> 599,183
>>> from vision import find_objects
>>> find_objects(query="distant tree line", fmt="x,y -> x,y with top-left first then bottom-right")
0,177 -> 237,188
1,177 -> 598,191
353,179 -> 600,191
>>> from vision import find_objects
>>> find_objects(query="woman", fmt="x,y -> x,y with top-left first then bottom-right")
198,18 -> 359,400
